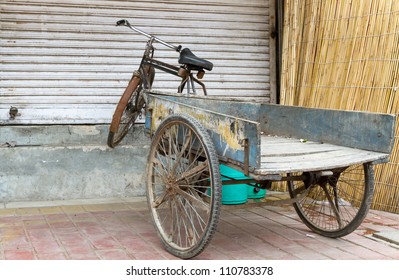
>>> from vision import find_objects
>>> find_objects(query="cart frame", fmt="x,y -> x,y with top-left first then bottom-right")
144,91 -> 396,259
146,92 -> 394,177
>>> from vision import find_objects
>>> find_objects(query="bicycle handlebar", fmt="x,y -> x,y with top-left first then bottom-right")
116,19 -> 182,52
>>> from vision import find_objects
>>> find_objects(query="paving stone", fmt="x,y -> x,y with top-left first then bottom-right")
4,249 -> 35,260
39,207 -> 64,215
0,209 -> 17,216
36,252 -> 67,260
96,249 -> 132,260
2,235 -> 32,250
15,208 -> 41,216
372,230 -> 399,246
89,236 -> 121,250
0,199 -> 398,260
61,205 -> 86,213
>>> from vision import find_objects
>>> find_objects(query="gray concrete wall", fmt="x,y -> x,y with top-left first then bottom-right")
0,125 -> 149,204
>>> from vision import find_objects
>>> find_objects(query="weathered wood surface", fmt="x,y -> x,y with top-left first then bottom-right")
257,136 -> 390,175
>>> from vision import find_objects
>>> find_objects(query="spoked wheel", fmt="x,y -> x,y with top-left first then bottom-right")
107,67 -> 155,148
288,163 -> 374,238
146,114 -> 221,259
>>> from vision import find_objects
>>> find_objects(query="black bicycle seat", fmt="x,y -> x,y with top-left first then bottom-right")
178,48 -> 213,71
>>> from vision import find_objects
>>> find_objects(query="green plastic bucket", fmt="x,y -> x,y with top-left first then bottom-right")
219,164 -> 266,203
220,184 -> 248,205
247,185 -> 266,199
219,164 -> 248,205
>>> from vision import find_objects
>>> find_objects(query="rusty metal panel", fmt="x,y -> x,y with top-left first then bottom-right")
146,93 -> 261,170
261,103 -> 396,154
156,94 -> 263,122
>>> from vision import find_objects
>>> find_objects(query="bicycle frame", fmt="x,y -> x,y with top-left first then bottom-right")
118,20 -> 208,95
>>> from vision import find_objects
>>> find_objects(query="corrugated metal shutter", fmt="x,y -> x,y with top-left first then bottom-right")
0,0 -> 274,124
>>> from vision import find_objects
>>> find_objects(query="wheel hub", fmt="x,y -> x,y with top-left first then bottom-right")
165,178 -> 177,194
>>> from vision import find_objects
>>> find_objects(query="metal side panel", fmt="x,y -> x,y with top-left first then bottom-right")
261,103 -> 396,154
146,94 -> 261,170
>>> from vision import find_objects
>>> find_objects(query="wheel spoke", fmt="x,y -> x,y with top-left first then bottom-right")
174,187 -> 210,213
152,155 -> 169,179
290,183 -> 308,197
175,196 -> 200,246
146,115 -> 221,258
185,189 -> 207,229
288,163 -> 373,237
174,128 -> 192,162
320,183 -> 343,228
152,191 -> 169,208
176,160 -> 208,183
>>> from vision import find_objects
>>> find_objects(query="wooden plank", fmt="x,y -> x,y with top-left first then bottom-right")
260,151 -> 388,172
261,142 -> 339,156
262,149 -> 376,164
258,136 -> 390,174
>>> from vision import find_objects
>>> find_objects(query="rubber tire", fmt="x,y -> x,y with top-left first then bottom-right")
146,114 -> 221,259
107,67 -> 155,148
288,163 -> 374,238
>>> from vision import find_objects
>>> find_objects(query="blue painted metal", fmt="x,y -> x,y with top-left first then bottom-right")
260,103 -> 396,154
145,91 -> 396,174
146,93 -> 261,171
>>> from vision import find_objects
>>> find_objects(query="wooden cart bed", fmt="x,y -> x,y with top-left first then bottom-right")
259,135 -> 389,174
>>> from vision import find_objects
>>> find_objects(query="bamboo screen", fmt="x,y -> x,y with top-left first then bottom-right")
280,0 -> 399,213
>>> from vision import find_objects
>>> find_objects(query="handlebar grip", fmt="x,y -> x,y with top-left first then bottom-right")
116,19 -> 128,26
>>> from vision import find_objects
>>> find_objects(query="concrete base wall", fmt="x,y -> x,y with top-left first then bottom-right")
0,125 -> 149,203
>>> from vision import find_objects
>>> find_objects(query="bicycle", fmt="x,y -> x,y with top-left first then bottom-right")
107,19 -> 213,148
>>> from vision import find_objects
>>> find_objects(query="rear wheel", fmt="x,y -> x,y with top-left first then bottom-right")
288,163 -> 374,237
146,114 -> 221,259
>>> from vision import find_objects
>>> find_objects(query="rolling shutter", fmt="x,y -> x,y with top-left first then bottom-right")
0,0 -> 274,124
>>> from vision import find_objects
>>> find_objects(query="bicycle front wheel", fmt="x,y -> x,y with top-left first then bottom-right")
107,67 -> 154,148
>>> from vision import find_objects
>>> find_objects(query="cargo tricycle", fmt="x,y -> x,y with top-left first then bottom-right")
108,20 -> 396,259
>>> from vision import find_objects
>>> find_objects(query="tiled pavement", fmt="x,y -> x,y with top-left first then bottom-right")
0,197 -> 398,260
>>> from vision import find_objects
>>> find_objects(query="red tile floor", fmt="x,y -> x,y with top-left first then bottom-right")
1,197 -> 398,260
